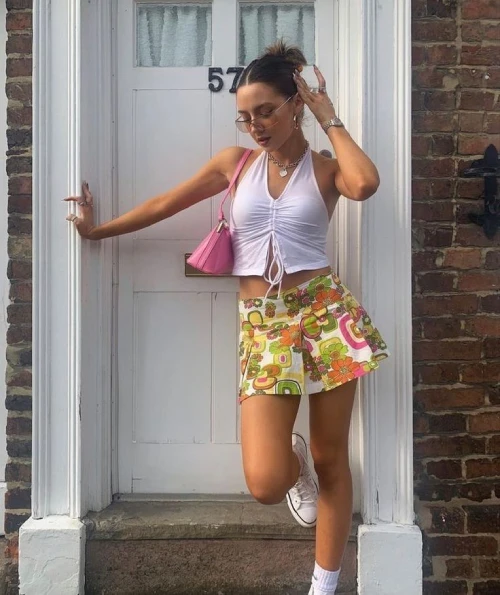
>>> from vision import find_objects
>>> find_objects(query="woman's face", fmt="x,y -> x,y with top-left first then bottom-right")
236,83 -> 300,151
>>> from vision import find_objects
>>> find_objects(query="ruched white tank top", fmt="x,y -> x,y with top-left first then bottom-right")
230,146 -> 330,295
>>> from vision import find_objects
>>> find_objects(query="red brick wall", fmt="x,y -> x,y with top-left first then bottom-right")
412,1 -> 500,594
4,0 -> 32,592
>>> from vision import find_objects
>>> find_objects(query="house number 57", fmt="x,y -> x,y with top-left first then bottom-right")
208,67 -> 244,93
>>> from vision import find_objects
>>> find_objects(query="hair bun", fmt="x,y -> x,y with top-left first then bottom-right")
263,40 -> 307,70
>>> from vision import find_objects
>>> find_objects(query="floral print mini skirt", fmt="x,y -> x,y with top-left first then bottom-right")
238,272 -> 389,403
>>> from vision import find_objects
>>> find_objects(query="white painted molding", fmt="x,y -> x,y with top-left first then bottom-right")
32,0 -> 83,518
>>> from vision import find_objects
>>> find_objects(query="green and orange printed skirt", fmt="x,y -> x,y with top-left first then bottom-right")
238,272 -> 389,403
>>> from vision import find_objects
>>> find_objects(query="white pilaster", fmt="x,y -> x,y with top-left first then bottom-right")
20,1 -> 114,593
355,0 -> 422,592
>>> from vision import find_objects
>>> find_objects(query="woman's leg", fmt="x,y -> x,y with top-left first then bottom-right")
241,394 -> 301,504
309,379 -> 358,570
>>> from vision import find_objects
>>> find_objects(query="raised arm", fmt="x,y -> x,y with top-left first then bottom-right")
65,146 -> 245,240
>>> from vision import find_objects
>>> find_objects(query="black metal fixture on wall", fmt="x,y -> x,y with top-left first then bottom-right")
463,144 -> 500,239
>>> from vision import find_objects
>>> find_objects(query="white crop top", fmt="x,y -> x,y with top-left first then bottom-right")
230,146 -> 331,295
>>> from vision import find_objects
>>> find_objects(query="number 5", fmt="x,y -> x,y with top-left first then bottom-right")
208,67 -> 223,92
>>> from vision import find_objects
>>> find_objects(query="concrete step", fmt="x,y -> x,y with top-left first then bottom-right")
84,500 -> 359,595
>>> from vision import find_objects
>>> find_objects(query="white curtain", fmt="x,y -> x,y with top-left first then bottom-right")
137,4 -> 212,67
240,4 -> 315,65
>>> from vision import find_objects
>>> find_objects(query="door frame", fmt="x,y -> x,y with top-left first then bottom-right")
22,0 -> 421,593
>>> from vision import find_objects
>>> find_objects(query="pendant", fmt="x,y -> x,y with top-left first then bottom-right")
279,168 -> 288,177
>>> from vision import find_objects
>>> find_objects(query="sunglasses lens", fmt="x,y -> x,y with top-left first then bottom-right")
235,120 -> 250,133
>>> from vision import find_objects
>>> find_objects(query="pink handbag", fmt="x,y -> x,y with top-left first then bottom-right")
187,149 -> 252,275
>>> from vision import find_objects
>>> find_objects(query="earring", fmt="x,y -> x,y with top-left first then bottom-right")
293,115 -> 299,129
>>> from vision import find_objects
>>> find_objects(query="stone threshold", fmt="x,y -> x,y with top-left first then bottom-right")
84,498 -> 361,542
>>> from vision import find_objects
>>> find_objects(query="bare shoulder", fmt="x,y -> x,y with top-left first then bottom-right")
310,149 -> 341,205
214,146 -> 253,182
311,149 -> 339,176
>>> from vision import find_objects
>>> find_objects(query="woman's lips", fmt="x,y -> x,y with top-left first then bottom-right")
256,136 -> 270,146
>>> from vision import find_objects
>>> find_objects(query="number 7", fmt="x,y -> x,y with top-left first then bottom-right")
227,67 -> 244,93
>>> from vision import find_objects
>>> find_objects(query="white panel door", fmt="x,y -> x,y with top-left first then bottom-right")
116,0 -> 338,494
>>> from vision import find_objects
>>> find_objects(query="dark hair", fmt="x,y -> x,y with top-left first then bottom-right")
237,40 -> 307,97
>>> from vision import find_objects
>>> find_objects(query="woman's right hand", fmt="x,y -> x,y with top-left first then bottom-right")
64,181 -> 98,239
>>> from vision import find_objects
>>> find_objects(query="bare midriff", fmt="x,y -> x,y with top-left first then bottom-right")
238,265 -> 332,300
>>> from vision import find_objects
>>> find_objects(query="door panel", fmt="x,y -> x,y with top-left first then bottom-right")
117,0 -> 339,494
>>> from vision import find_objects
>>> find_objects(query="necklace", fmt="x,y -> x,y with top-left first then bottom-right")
268,142 -> 310,177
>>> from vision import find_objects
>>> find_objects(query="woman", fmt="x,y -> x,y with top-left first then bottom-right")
66,42 -> 389,595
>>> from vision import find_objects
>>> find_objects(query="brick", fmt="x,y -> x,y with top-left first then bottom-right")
5,462 -> 31,483
419,226 -> 454,248
483,338 -> 500,358
462,22 -> 500,42
8,196 -> 31,216
459,112 -> 484,132
429,507 -> 465,533
6,326 -> 31,344
485,250 -> 500,270
413,295 -> 478,316
423,580 -> 468,595
427,44 -> 458,65
4,513 -> 30,534
412,157 -> 455,177
414,362 -> 460,384
484,113 -> 500,133
459,134 -> 500,155
455,225 -> 499,247
7,105 -> 31,126
463,0 -> 500,20
446,558 -> 473,578
485,67 -> 500,88
426,459 -> 462,480
6,416 -> 31,436
489,386 -> 500,406
6,34 -> 32,56
416,481 -> 493,502
9,282 -> 31,303
466,317 -> 500,338
413,339 -> 482,361
442,248 -> 482,269
461,45 -> 500,67
427,535 -> 497,556
5,487 -> 31,510
6,156 -> 31,176
7,260 -> 32,280
456,178 -> 482,199
455,201 -> 482,225
412,135 -> 431,156
7,304 -> 31,325
458,272 -> 500,291
6,57 -> 32,78
428,413 -> 467,433
460,90 -> 497,111
417,272 -> 456,292
8,215 -> 31,236
421,318 -> 462,339
412,20 -> 458,42
6,368 -> 31,388
413,89 -> 426,110
461,362 -> 500,384
415,435 -> 485,458
466,458 -> 500,478
413,112 -> 456,133
431,134 -> 455,154
413,250 -> 442,271
479,558 -> 500,578
465,505 -> 500,533
8,175 -> 31,195
412,0 -> 426,19
6,12 -> 32,31
470,413 -> 500,434
413,201 -> 454,221
426,0 -> 457,18
5,394 -> 31,411
473,581 -> 500,595
7,130 -> 32,152
415,387 -> 485,411
414,412 -> 430,434
481,294 -> 500,313
413,45 -> 426,67
431,179 -> 456,199
7,439 -> 31,458
425,90 -> 457,112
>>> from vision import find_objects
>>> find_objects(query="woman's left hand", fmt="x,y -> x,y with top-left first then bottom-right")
293,65 -> 336,126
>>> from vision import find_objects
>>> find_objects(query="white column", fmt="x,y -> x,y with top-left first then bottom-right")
355,0 -> 422,592
334,0 -> 422,590
19,1 -> 114,593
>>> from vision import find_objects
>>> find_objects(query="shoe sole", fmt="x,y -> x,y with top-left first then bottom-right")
288,433 -> 318,528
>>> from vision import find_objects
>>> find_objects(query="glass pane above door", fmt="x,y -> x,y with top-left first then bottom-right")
136,3 -> 212,66
239,3 -> 315,65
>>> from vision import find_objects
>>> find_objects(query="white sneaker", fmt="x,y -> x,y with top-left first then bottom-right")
286,432 -> 318,527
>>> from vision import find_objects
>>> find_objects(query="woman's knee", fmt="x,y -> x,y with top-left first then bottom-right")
310,444 -> 350,486
244,467 -> 291,505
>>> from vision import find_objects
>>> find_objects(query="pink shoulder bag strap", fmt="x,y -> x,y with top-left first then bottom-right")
218,148 -> 253,223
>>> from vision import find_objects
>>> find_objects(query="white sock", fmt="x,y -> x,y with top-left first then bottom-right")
311,561 -> 341,594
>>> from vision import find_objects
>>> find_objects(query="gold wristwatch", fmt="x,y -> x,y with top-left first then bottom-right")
321,117 -> 344,132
